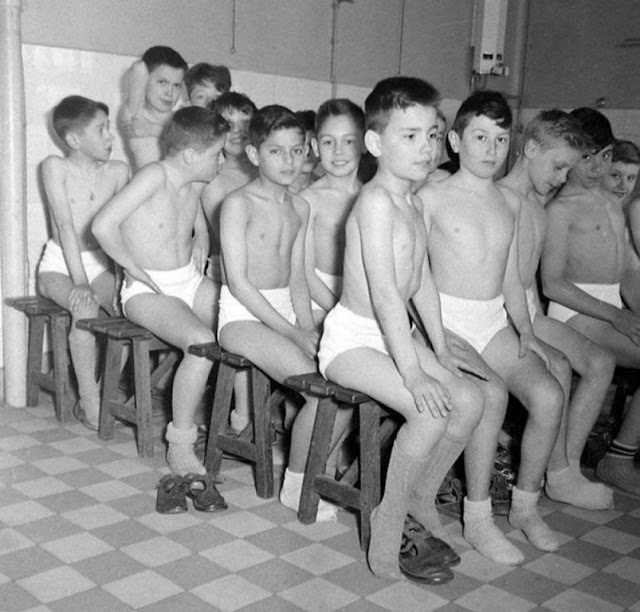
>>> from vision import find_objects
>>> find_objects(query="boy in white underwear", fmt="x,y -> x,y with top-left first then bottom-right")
218,105 -> 348,521
418,91 -> 565,565
499,110 -> 615,511
320,77 -> 488,582
301,98 -> 364,326
121,46 -> 187,170
39,95 -> 129,429
543,110 -> 640,495
93,106 -> 228,476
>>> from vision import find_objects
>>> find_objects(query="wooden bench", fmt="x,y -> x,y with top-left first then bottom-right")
5,296 -> 72,421
76,317 -> 179,458
285,372 -> 399,550
188,342 -> 286,499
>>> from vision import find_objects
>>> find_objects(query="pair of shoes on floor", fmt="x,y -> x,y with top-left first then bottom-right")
398,515 -> 459,585
73,400 -> 99,431
156,472 -> 228,514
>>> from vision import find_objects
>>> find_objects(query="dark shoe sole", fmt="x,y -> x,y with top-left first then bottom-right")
400,564 -> 455,585
186,473 -> 228,512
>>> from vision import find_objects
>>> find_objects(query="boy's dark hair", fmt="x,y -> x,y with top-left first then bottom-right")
295,110 -> 316,134
452,90 -> 512,135
160,106 -> 229,157
142,46 -> 188,73
612,139 -> 640,165
524,109 -> 590,152
211,92 -> 257,118
365,76 -> 440,133
569,107 -> 614,152
184,62 -> 232,95
51,95 -> 109,142
248,105 -> 303,148
315,98 -> 365,135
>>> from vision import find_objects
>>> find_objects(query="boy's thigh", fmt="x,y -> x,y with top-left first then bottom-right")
125,293 -> 213,349
38,272 -> 74,310
192,277 -> 219,330
219,321 -> 315,384
90,271 -> 117,316
567,314 -> 640,368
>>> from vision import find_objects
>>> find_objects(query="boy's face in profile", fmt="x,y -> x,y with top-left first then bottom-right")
251,127 -> 306,187
603,161 -> 639,203
145,64 -> 185,114
222,109 -> 252,158
72,110 -> 113,161
451,114 -> 510,179
373,104 -> 437,183
192,139 -> 226,183
315,114 -> 363,178
189,81 -> 223,108
569,144 -> 613,188
528,140 -> 581,197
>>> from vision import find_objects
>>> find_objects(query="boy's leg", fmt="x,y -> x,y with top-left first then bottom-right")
39,272 -> 101,425
483,326 -> 563,552
533,315 -> 615,508
325,342 -> 484,579
125,291 -> 216,475
90,270 -> 118,317
565,315 -> 640,495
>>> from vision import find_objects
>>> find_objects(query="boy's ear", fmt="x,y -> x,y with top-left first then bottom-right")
364,129 -> 382,158
311,137 -> 320,159
523,139 -> 539,160
183,147 -> 197,164
245,144 -> 259,167
447,129 -> 460,154
65,131 -> 81,151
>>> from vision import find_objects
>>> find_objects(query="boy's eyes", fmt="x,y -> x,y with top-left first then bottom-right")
497,136 -> 509,144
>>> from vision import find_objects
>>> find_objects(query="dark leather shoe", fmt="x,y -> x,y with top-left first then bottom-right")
155,474 -> 188,514
185,473 -> 228,512
401,515 -> 460,568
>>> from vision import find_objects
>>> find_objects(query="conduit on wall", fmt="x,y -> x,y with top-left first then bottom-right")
0,0 -> 28,406
329,0 -> 353,98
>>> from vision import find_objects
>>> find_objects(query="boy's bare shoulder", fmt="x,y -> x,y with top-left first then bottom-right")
497,182 -> 522,215
546,189 -> 583,215
290,191 -> 310,218
104,159 -> 130,180
416,178 -> 450,210
42,154 -> 67,174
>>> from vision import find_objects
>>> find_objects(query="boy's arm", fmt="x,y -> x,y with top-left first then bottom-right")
221,193 -> 316,357
629,198 -> 640,254
290,197 -> 317,333
302,199 -> 339,311
92,164 -> 164,294
201,177 -> 227,254
542,199 -> 640,344
192,184 -> 209,274
359,190 -> 451,417
121,60 -> 163,139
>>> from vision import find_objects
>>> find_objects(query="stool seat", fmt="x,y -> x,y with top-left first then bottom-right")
78,317 -> 178,458
189,342 -> 285,498
5,296 -> 72,421
285,371 -> 398,550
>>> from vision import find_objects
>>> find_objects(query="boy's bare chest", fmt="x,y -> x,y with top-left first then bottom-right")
571,202 -> 625,246
248,204 -> 301,246
64,171 -> 115,223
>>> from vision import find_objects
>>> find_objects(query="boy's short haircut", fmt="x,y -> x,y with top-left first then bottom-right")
315,99 -> 365,135
159,106 -> 229,157
365,76 -> 440,133
569,107 -> 614,152
612,139 -> 640,165
51,95 -> 109,142
452,90 -> 512,135
211,92 -> 257,118
436,108 -> 446,124
248,104 -> 303,148
295,110 -> 316,134
524,109 -> 590,153
184,62 -> 232,95
142,46 -> 188,73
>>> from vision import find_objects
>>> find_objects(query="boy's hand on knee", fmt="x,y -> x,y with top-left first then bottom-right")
291,328 -> 319,359
403,367 -> 452,418
438,348 -> 489,381
612,309 -> 640,346
518,333 -> 551,369
68,285 -> 98,311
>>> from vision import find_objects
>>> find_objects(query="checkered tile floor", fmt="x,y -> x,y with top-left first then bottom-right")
0,396 -> 638,611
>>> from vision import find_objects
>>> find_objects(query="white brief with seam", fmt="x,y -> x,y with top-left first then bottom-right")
38,239 -> 110,284
217,285 -> 296,339
120,260 -> 204,316
318,302 -> 390,377
439,291 -> 508,354
311,267 -> 343,312
546,282 -> 622,324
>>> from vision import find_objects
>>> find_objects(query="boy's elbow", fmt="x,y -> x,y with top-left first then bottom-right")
91,217 -> 109,243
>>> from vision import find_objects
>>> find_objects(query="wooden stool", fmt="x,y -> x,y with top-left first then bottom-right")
189,342 -> 286,499
611,366 -> 639,423
77,317 -> 179,458
5,296 -> 72,421
285,372 -> 399,550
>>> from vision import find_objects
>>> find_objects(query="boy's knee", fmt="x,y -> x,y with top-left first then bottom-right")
71,302 -> 100,321
484,377 -> 509,413
186,327 -> 216,349
531,378 -> 564,426
585,346 -> 616,381
451,380 -> 485,428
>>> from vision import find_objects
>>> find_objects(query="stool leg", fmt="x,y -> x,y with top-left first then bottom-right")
358,401 -> 382,551
252,368 -> 274,499
26,315 -> 46,407
205,362 -> 236,476
132,338 -> 154,458
51,314 -> 71,422
299,397 -> 338,524
99,338 -> 124,440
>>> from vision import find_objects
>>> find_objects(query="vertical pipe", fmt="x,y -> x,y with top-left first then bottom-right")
0,0 -> 27,407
